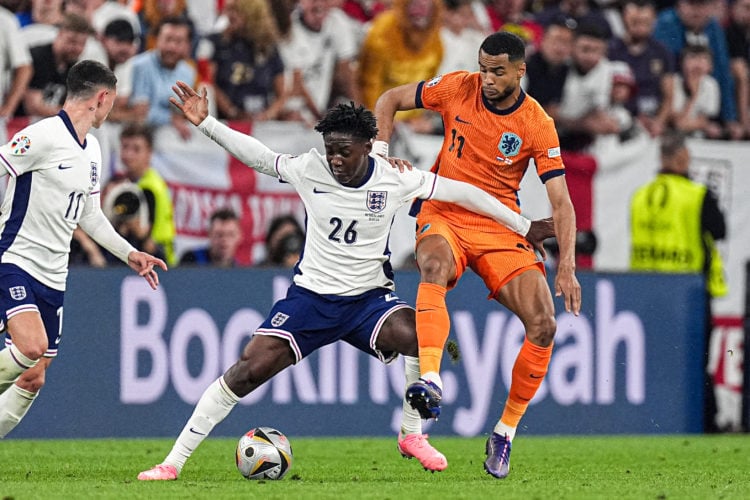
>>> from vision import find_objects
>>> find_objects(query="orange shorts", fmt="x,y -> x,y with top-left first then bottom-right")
415,210 -> 545,299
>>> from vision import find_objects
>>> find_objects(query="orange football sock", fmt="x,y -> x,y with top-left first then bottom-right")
415,282 -> 449,376
501,338 -> 553,428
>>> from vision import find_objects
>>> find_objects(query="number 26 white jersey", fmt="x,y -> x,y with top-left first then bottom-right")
276,150 -> 437,296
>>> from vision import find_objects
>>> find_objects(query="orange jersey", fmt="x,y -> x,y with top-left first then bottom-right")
414,71 -> 564,231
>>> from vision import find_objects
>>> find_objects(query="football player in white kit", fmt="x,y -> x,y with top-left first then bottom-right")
0,60 -> 167,438
137,81 -> 553,480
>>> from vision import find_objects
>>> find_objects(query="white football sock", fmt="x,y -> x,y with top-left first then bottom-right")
400,356 -> 422,437
0,384 -> 38,438
0,345 -> 37,394
493,421 -> 517,441
164,377 -> 241,473
421,370 -> 443,390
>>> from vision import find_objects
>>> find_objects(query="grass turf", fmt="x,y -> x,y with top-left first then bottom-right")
1,434 -> 749,499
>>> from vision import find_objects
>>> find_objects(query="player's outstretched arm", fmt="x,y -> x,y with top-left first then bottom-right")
430,176 -> 551,243
170,80 -> 279,177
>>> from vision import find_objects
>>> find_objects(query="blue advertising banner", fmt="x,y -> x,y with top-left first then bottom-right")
6,268 -> 705,438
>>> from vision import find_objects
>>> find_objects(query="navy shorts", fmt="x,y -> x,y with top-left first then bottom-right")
255,284 -> 411,364
0,263 -> 64,358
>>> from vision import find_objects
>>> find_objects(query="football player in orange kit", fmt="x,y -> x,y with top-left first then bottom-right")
373,30 -> 582,479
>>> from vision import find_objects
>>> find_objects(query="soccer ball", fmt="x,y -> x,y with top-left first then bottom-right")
235,426 -> 293,480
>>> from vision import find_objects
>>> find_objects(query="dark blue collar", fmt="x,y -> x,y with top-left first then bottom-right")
482,88 -> 526,116
57,110 -> 87,149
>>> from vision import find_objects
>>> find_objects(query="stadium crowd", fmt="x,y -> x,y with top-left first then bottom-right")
0,0 -> 743,267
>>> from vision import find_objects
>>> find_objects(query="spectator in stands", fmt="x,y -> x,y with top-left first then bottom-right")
0,2 -> 32,142
608,0 -> 675,138
139,0 -> 193,51
359,0 -> 443,134
522,14 -> 575,114
609,60 -> 639,141
18,0 -> 64,48
22,13 -> 91,118
438,0 -> 485,75
102,182 -> 167,264
201,0 -> 287,122
725,0 -> 750,138
629,128 -> 726,432
118,123 -> 177,266
100,19 -> 147,124
481,0 -> 543,53
534,0 -> 613,39
669,44 -> 722,138
256,214 -> 305,268
90,0 -> 141,40
277,0 -> 361,126
130,16 -> 195,138
179,207 -> 243,267
654,0 -> 743,140
555,21 -> 621,151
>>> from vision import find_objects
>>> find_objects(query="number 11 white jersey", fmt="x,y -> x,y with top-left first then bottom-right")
0,112 -> 102,291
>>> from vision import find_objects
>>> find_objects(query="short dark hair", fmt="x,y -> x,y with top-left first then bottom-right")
575,21 -> 610,41
66,60 -> 117,99
622,0 -> 656,8
120,122 -> 154,149
681,43 -> 712,60
103,19 -> 136,42
314,102 -> 378,141
210,207 -> 239,226
156,16 -> 193,39
660,129 -> 687,158
480,31 -> 526,62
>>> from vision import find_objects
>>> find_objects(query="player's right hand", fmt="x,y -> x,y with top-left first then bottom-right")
170,81 -> 209,126
385,156 -> 414,173
526,217 -> 555,260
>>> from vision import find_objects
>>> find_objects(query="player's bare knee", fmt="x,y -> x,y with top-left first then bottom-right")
526,313 -> 556,346
17,343 -> 47,361
16,369 -> 45,393
381,325 -> 418,357
418,255 -> 452,283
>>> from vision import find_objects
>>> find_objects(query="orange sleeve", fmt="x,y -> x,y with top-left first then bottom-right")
528,110 -> 564,181
418,72 -> 473,114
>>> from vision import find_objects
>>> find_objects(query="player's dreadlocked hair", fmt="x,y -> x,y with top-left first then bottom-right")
315,102 -> 378,141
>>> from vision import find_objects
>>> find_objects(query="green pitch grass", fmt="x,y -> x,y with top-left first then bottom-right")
2,435 -> 749,499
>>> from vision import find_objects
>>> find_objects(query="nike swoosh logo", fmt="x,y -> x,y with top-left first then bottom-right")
417,308 -> 436,312
313,187 -> 330,194
58,164 -> 73,170
455,115 -> 472,125
189,427 -> 206,435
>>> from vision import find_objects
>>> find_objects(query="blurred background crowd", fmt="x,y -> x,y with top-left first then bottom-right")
0,0 -> 746,268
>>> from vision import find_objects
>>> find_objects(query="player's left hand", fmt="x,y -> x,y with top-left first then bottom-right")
128,251 -> 168,290
554,263 -> 581,316
385,156 -> 413,173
